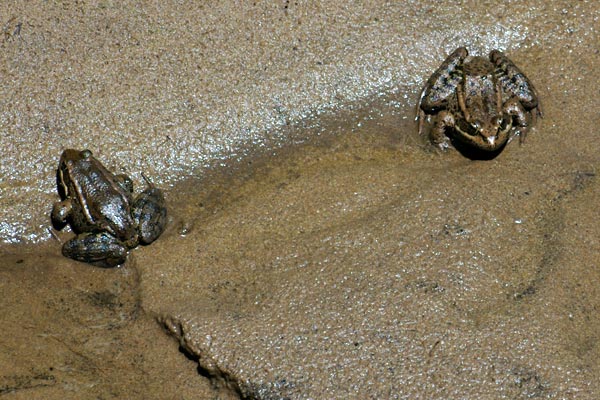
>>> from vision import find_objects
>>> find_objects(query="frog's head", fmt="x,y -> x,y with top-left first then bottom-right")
455,113 -> 512,151
59,149 -> 92,165
56,149 -> 93,197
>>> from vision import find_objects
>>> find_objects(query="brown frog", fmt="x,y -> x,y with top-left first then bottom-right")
51,149 -> 167,268
417,47 -> 542,152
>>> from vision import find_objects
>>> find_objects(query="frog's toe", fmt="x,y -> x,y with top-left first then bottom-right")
62,232 -> 128,268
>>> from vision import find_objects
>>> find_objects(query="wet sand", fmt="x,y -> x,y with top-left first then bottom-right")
143,99 -> 600,398
2,1 -> 600,399
0,250 -> 230,399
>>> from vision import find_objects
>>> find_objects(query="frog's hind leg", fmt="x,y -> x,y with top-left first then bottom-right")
63,232 -> 128,268
490,50 -> 542,117
133,185 -> 167,245
418,47 -> 468,114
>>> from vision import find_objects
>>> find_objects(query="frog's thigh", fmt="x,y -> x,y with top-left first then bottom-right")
63,232 -> 128,268
420,47 -> 467,111
133,188 -> 167,245
490,50 -> 538,109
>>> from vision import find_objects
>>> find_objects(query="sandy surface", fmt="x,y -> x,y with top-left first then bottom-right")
1,0 -> 599,399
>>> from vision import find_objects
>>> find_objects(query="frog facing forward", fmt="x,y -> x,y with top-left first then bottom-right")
52,149 -> 167,268
417,47 -> 542,152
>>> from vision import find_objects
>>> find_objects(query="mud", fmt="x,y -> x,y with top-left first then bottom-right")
1,1 -> 599,399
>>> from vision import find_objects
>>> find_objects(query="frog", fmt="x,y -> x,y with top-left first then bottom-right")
51,149 -> 167,268
417,46 -> 542,152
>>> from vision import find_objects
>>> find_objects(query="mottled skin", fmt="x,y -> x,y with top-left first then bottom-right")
52,149 -> 167,268
417,47 -> 542,151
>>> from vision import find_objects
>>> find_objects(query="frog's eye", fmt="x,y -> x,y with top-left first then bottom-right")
81,149 -> 93,158
471,121 -> 482,131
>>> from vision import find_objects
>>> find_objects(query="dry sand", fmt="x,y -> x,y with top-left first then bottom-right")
1,1 -> 599,399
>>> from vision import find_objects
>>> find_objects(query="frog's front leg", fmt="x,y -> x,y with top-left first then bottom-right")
430,110 -> 456,150
51,199 -> 72,230
62,232 -> 128,268
132,186 -> 167,245
503,97 -> 531,143
490,49 -> 542,117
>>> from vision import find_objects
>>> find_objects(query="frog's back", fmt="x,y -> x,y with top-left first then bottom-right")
68,156 -> 136,241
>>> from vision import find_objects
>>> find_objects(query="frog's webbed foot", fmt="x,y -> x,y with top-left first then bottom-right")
133,185 -> 167,245
490,49 -> 541,115
62,232 -> 128,268
418,47 -> 468,114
